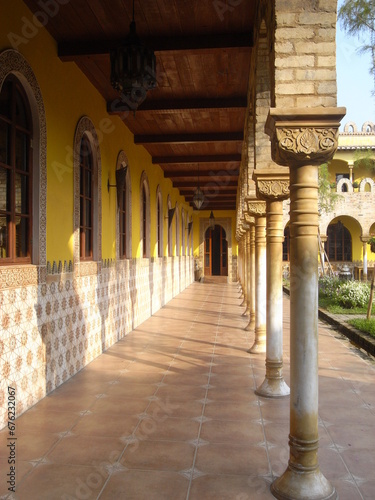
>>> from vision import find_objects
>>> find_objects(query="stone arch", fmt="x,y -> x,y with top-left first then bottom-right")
0,49 -> 47,267
361,121 -> 375,134
359,177 -> 374,192
343,121 -> 358,134
337,177 -> 353,193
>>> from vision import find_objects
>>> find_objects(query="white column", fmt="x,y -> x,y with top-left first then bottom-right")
256,199 -> 289,397
248,215 -> 266,354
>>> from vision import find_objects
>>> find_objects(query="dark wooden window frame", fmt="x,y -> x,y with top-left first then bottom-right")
79,135 -> 94,260
119,175 -> 127,259
0,76 -> 33,264
157,193 -> 162,258
326,222 -> 352,262
142,182 -> 147,258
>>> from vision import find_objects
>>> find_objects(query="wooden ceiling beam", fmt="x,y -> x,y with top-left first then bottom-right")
107,97 -> 247,114
153,154 -> 241,164
58,33 -> 253,61
134,132 -> 243,145
173,180 -> 238,188
163,169 -> 239,178
180,189 -> 237,196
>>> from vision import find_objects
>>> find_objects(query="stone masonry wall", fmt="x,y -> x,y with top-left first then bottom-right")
274,0 -> 338,108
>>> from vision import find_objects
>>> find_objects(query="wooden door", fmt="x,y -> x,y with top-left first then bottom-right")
204,228 -> 212,276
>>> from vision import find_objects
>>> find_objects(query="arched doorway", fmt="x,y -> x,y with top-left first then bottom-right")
204,225 -> 228,276
325,221 -> 352,261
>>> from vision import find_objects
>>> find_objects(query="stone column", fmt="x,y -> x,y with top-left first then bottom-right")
266,107 -> 345,500
246,201 -> 267,354
253,171 -> 290,397
241,233 -> 249,309
245,220 -> 256,331
348,160 -> 354,183
361,237 -> 369,281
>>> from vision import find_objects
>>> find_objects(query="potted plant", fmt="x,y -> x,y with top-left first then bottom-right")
369,236 -> 375,253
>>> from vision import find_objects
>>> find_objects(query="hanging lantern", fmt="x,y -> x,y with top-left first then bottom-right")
110,1 -> 156,109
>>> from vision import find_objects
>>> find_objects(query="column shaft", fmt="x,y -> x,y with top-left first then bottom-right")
256,200 -> 289,397
271,163 -> 336,500
245,225 -> 256,331
248,216 -> 266,353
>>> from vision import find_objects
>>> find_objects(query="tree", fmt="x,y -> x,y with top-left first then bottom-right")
318,163 -> 341,215
338,0 -> 375,84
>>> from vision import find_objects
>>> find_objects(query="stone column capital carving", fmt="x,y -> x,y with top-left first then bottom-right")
265,107 -> 346,167
253,169 -> 290,200
361,236 -> 370,243
245,199 -> 267,217
244,214 -> 255,225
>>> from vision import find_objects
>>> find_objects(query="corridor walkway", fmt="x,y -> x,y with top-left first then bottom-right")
1,282 -> 375,499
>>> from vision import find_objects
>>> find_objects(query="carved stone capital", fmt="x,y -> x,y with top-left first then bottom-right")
253,169 -> 290,200
245,199 -> 267,217
244,214 -> 255,225
265,107 -> 346,167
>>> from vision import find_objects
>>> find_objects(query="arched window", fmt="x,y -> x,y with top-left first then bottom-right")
79,136 -> 94,259
73,116 -> 101,264
326,222 -> 352,261
156,187 -> 163,257
167,197 -> 172,257
181,209 -> 185,256
116,151 -> 131,260
140,172 -> 150,258
119,174 -> 127,259
0,76 -> 33,262
175,205 -> 180,256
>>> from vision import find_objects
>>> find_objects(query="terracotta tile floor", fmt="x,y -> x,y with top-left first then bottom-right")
1,282 -> 375,500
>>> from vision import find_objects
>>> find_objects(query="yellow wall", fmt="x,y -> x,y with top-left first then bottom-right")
1,0 -> 193,262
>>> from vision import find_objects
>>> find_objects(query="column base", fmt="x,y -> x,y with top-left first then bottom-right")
255,377 -> 290,398
244,318 -> 255,331
247,339 -> 266,354
271,467 -> 337,500
242,306 -> 250,316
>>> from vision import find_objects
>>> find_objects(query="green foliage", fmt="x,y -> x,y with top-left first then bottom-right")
318,276 -> 370,309
354,148 -> 375,172
319,275 -> 341,298
335,281 -> 370,308
348,318 -> 375,338
338,0 -> 375,86
318,163 -> 341,215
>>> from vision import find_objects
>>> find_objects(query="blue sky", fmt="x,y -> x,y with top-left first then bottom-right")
336,8 -> 375,130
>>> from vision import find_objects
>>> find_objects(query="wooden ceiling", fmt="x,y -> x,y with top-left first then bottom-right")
24,0 -> 256,210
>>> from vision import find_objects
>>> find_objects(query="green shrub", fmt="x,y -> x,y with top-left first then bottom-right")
319,277 -> 371,309
318,276 -> 341,298
334,281 -> 370,308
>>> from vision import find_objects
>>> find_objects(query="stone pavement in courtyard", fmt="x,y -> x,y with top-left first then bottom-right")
1,281 -> 374,499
